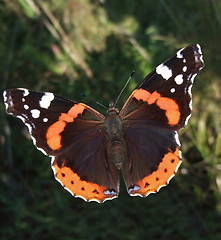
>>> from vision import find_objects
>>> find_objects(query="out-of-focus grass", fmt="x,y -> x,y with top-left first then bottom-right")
1,0 -> 221,239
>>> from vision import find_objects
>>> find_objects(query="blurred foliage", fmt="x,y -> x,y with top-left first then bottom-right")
0,0 -> 221,239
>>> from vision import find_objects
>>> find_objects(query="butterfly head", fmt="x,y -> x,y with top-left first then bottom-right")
107,102 -> 119,115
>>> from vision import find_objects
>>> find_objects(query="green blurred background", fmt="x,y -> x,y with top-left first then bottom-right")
1,0 -> 221,239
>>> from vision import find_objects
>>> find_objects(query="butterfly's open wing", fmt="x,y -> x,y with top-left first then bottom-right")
4,89 -> 119,202
120,44 -> 204,130
122,125 -> 181,196
120,44 -> 204,196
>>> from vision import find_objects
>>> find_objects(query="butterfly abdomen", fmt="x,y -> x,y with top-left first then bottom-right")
105,108 -> 128,170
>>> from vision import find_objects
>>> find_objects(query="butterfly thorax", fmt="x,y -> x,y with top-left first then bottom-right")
105,105 -> 128,170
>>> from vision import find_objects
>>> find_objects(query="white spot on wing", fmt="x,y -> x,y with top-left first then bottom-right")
3,91 -> 8,110
3,91 -> 7,102
176,49 -> 184,58
128,185 -> 141,194
43,118 -> 48,122
24,89 -> 29,96
182,66 -> 187,72
24,104 -> 29,110
39,92 -> 54,109
156,64 -> 172,80
18,88 -> 30,97
197,43 -> 202,55
174,74 -> 183,85
103,189 -> 117,196
170,88 -> 175,93
31,109 -> 40,119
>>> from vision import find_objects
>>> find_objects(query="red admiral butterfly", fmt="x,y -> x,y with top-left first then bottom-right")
3,44 -> 204,203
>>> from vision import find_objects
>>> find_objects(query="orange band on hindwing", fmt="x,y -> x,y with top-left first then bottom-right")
52,161 -> 115,202
46,104 -> 85,150
130,148 -> 181,196
133,89 -> 180,125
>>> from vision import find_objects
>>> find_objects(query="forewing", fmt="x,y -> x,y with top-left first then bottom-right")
120,44 -> 204,130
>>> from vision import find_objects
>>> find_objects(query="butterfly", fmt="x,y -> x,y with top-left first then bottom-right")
3,44 -> 204,203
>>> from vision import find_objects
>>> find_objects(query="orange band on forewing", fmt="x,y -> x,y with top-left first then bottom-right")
133,89 -> 151,101
47,135 -> 62,150
156,97 -> 180,125
133,89 -> 180,126
147,91 -> 161,104
133,89 -> 161,104
165,110 -> 180,125
59,113 -> 74,122
156,97 -> 179,111
68,104 -> 85,118
46,104 -> 85,150
47,121 -> 66,138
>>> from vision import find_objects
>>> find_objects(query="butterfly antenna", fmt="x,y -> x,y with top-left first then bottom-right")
114,71 -> 135,108
81,93 -> 108,110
